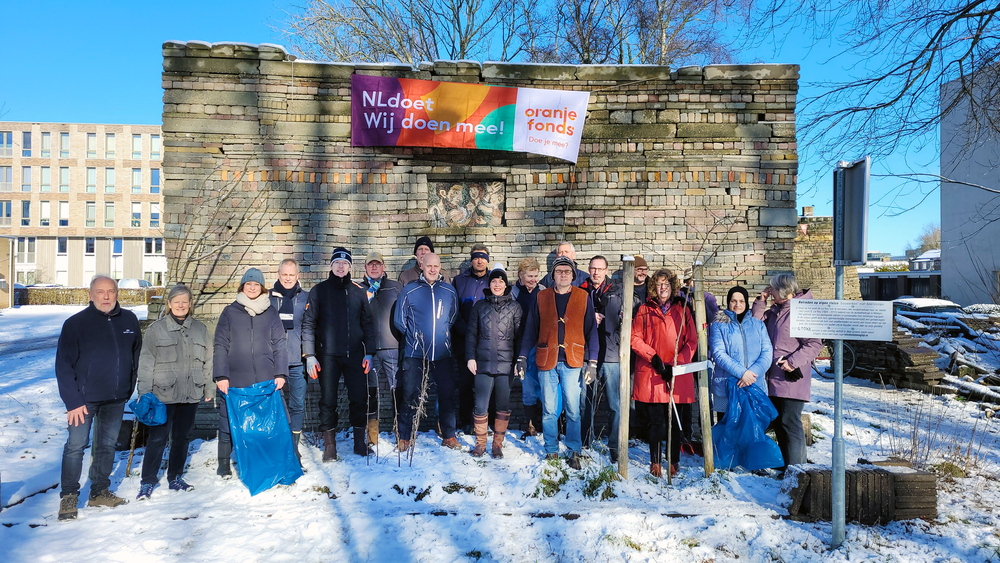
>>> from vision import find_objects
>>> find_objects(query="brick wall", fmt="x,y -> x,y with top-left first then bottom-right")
161,41 -> 800,316
794,216 -> 861,300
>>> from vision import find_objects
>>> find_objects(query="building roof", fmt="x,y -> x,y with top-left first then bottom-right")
913,249 -> 941,260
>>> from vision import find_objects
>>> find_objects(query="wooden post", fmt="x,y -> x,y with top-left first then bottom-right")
617,256 -> 635,478
692,261 -> 714,475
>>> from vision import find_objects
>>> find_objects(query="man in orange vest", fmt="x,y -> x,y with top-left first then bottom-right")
516,256 -> 599,469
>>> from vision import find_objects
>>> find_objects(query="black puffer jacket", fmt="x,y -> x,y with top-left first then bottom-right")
465,288 -> 524,376
302,273 -> 376,357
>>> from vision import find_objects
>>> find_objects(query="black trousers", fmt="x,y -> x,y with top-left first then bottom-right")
455,344 -> 475,429
474,373 -> 511,416
318,353 -> 369,431
769,396 -> 807,467
398,356 -> 458,440
141,402 -> 199,485
640,401 -> 684,466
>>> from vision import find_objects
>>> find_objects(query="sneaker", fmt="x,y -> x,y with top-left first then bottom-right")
136,483 -> 154,500
169,478 -> 194,492
58,494 -> 79,521
567,452 -> 583,470
88,489 -> 127,508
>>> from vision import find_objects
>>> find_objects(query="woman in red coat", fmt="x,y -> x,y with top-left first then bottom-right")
631,268 -> 697,477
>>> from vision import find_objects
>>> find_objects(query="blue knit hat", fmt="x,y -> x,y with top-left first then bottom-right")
240,267 -> 265,288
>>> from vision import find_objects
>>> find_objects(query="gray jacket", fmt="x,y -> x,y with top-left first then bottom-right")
137,316 -> 214,403
269,284 -> 309,367
359,275 -> 403,351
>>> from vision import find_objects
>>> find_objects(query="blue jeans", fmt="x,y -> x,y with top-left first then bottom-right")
580,363 -> 622,451
284,364 -> 307,432
372,349 -> 399,390
540,362 -> 582,455
522,348 -> 562,411
61,401 -> 125,498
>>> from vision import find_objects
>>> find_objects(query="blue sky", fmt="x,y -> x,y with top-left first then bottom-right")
1,1 -> 938,255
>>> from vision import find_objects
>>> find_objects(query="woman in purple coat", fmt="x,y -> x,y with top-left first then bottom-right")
751,273 -> 822,469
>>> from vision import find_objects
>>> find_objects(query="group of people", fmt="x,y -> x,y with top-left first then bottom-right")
53,235 -> 821,521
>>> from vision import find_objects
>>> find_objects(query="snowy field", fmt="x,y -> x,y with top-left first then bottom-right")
2,306 -> 1000,562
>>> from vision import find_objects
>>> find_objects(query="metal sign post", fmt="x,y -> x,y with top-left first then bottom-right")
617,256 -> 635,478
830,157 -> 870,549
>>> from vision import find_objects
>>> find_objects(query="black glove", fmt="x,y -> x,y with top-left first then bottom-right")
651,354 -> 671,377
583,361 -> 597,385
785,367 -> 804,382
515,356 -> 528,380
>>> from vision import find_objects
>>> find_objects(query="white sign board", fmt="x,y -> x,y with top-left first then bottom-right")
672,361 -> 710,376
789,299 -> 892,341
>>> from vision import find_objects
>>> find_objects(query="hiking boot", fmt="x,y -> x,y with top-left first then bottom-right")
217,458 -> 232,478
492,411 -> 510,459
88,489 -> 127,508
367,418 -> 379,446
441,437 -> 462,450
353,427 -> 373,456
650,463 -> 663,478
322,429 -> 338,462
521,420 -> 539,440
471,414 -> 488,458
567,452 -> 583,470
136,483 -> 154,500
670,463 -> 679,477
58,494 -> 78,521
396,438 -> 410,453
169,478 -> 194,492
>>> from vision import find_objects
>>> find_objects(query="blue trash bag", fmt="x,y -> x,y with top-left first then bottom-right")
128,393 -> 167,426
711,377 -> 784,471
225,380 -> 303,496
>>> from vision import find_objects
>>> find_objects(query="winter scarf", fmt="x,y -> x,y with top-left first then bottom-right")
272,281 -> 299,330
365,276 -> 381,302
237,292 -> 271,317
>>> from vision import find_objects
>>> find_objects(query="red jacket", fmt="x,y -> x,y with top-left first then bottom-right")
631,297 -> 698,404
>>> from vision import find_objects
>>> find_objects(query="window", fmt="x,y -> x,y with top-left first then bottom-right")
0,167 -> 11,192
86,133 -> 96,158
144,271 -> 163,286
57,237 -> 68,255
151,169 -> 160,194
145,237 -> 164,254
0,131 -> 11,157
104,168 -> 115,193
131,168 -> 141,194
16,237 -> 36,264
59,132 -> 69,158
40,167 -> 50,192
150,202 -> 160,227
21,201 -> 30,226
59,201 -> 69,227
40,201 -> 50,227
0,200 -> 10,226
86,167 -> 96,193
21,166 -> 31,192
85,202 -> 96,227
151,134 -> 161,160
132,134 -> 142,159
22,131 -> 31,157
41,132 -> 51,157
131,202 -> 141,227
113,238 -> 123,254
104,202 -> 114,228
59,167 -> 70,193
85,237 -> 95,254
105,133 -> 115,159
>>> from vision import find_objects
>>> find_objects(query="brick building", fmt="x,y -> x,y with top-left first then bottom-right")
0,122 -> 165,287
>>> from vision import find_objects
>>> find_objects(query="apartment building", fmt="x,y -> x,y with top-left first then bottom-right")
0,122 -> 166,286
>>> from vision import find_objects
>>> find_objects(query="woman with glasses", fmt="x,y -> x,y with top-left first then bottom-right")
630,268 -> 697,477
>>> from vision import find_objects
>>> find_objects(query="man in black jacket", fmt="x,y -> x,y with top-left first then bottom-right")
359,251 -> 403,445
580,255 -> 624,460
269,258 -> 309,460
56,275 -> 141,520
451,243 -> 491,434
302,248 -> 377,460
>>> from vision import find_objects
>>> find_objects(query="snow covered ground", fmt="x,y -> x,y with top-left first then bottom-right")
2,306 -> 1000,562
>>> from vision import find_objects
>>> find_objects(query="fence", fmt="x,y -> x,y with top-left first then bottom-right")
13,287 -> 161,306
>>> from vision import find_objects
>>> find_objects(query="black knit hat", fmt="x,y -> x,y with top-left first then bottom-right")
413,236 -> 434,255
331,247 -> 352,265
488,267 -> 509,286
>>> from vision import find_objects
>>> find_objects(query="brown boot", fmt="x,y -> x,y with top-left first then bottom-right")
492,411 -> 510,459
471,414 -> 488,457
367,418 -> 379,446
521,402 -> 542,439
396,438 -> 410,453
650,463 -> 663,478
441,437 -> 461,450
322,429 -> 337,462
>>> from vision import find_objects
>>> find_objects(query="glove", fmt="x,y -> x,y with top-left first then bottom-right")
515,356 -> 528,380
583,361 -> 597,385
306,356 -> 320,380
362,354 -> 373,374
651,354 -> 667,376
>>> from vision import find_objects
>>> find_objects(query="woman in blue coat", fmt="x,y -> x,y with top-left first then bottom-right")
709,286 -> 772,417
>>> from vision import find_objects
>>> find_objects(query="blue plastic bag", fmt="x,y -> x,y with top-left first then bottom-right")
712,377 -> 784,471
225,380 -> 303,495
128,393 -> 167,426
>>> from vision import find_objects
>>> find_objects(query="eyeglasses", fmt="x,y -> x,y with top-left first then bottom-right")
589,267 -> 607,272
635,267 -> 649,272
554,269 -> 574,276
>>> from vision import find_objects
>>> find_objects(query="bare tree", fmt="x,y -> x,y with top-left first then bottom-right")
906,223 -> 941,254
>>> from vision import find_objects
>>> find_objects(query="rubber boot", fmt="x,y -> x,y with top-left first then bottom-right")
471,414 -> 489,457
492,411 -> 510,459
292,431 -> 302,461
367,418 -> 379,446
218,433 -> 233,477
354,427 -> 373,456
322,429 -> 337,462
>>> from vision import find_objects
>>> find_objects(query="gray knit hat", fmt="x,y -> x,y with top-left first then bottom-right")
239,267 -> 265,288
